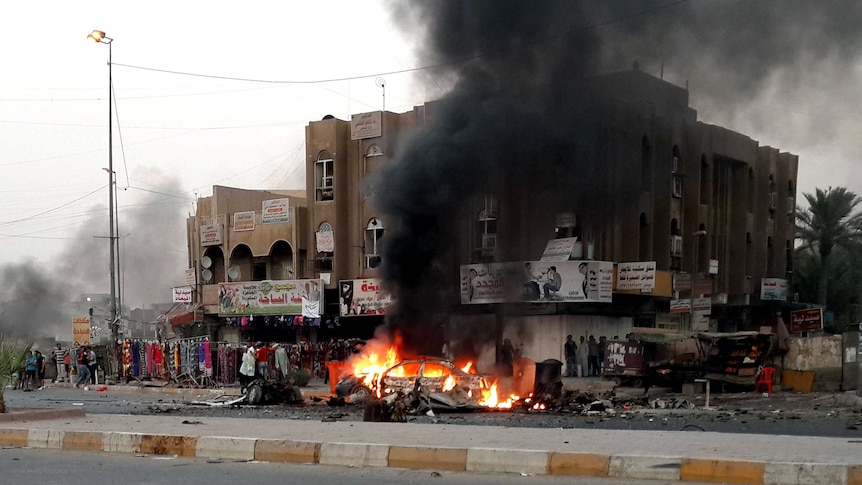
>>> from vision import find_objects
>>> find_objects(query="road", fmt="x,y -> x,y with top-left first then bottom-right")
5,385 -> 861,438
0,448 -> 704,485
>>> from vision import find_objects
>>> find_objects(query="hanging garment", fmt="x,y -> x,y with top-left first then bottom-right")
203,339 -> 212,376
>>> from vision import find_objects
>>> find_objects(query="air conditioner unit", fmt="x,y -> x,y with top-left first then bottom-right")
482,234 -> 497,250
670,235 -> 683,257
321,176 -> 333,188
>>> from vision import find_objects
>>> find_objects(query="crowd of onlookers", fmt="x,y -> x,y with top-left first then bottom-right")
13,343 -> 99,390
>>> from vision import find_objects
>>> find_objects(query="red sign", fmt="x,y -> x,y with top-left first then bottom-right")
789,309 -> 823,333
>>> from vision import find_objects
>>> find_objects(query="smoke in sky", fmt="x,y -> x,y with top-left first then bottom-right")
374,1 -> 862,353
0,170 -> 189,339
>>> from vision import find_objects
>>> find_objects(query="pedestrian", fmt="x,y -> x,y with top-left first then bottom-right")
598,336 -> 607,375
53,344 -> 68,383
587,336 -> 599,376
75,346 -> 91,388
238,343 -> 256,387
35,351 -> 46,389
564,335 -> 578,377
576,335 -> 589,376
255,342 -> 270,380
24,350 -> 37,391
88,347 -> 98,384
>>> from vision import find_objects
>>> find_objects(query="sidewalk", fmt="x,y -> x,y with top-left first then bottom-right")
0,409 -> 860,484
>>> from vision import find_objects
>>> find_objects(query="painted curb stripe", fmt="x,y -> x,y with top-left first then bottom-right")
548,452 -> 610,476
680,458 -> 765,484
254,439 -> 320,463
388,446 -> 468,471
62,431 -> 103,452
0,428 -> 29,447
139,434 -> 198,456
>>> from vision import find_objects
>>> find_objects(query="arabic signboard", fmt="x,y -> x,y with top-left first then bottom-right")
339,278 -> 392,316
616,261 -> 656,291
316,230 -> 334,253
673,272 -> 692,292
233,211 -> 255,231
262,198 -> 290,224
670,298 -> 691,314
200,224 -> 223,246
760,278 -> 788,301
692,296 -> 712,315
540,238 -> 577,262
172,286 -> 193,303
460,260 -> 613,304
692,273 -> 713,295
790,308 -> 823,333
351,111 -> 382,140
185,268 -> 196,286
218,279 -> 323,317
73,317 -> 90,346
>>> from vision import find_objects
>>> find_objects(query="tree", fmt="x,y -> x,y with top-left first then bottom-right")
0,336 -> 31,413
795,186 -> 862,310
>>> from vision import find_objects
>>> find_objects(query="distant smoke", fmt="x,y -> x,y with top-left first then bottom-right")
375,1 -> 862,354
0,170 -> 188,339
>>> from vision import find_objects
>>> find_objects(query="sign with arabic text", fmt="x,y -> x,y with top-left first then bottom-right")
789,308 -> 822,333
316,230 -> 334,253
172,286 -> 193,303
351,111 -> 382,140
339,278 -> 392,316
261,198 -> 290,224
616,261 -> 657,290
460,260 -> 613,304
233,211 -> 255,231
670,299 -> 691,314
73,317 -> 90,346
218,279 -> 323,316
760,278 -> 788,301
540,238 -> 577,262
200,224 -> 223,246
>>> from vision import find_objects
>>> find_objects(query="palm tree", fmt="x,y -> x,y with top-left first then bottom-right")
795,186 -> 862,308
0,336 -> 31,413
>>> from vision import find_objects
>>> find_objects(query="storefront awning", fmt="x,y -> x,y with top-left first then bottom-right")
166,304 -> 201,327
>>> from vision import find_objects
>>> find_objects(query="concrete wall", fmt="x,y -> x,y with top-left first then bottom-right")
784,336 -> 843,392
843,330 -> 859,391
504,314 -> 633,365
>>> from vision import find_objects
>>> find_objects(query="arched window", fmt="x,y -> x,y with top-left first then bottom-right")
474,197 -> 498,262
768,174 -> 776,215
315,150 -> 334,201
365,218 -> 384,269
270,241 -> 294,280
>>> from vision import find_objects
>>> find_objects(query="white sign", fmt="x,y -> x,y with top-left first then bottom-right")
616,261 -> 657,291
670,298 -> 691,314
461,260 -> 613,304
351,111 -> 382,140
172,286 -> 193,303
316,230 -> 334,253
185,268 -> 196,286
233,211 -> 255,231
692,296 -> 712,315
262,198 -> 290,224
709,259 -> 719,275
691,314 -> 710,331
540,238 -> 577,262
760,278 -> 788,301
200,224 -> 223,246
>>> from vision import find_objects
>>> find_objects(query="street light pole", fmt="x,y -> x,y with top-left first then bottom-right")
88,30 -> 117,342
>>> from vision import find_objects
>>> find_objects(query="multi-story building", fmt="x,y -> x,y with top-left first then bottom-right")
184,68 -> 797,368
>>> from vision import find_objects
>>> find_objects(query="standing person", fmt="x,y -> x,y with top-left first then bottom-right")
598,336 -> 607,376
238,343 -> 256,387
52,344 -> 68,383
564,335 -> 578,377
576,336 -> 589,377
24,351 -> 37,391
88,347 -> 98,384
74,347 -> 91,388
35,351 -> 46,389
587,336 -> 599,376
255,342 -> 270,380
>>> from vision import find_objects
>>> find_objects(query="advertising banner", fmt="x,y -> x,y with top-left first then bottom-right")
233,211 -> 255,231
790,308 -> 823,333
316,230 -> 334,253
339,279 -> 392,316
670,298 -> 691,314
261,198 -> 290,224
73,317 -> 90,346
218,279 -> 323,316
616,261 -> 657,290
351,111 -> 382,140
200,224 -> 223,246
460,260 -> 613,304
692,296 -> 712,315
540,238 -> 577,262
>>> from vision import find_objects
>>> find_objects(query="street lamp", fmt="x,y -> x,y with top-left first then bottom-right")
88,30 -> 118,341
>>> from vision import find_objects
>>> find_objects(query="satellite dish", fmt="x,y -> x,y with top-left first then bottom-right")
201,256 -> 212,269
228,266 -> 240,281
201,269 -> 213,283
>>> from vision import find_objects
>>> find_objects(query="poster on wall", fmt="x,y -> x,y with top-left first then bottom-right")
460,260 -> 613,304
233,211 -> 255,231
217,279 -> 323,316
73,317 -> 90,346
760,278 -> 788,301
316,230 -> 334,253
339,279 -> 392,316
200,224 -> 223,246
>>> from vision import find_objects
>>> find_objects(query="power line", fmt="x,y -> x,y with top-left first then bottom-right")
0,186 -> 103,228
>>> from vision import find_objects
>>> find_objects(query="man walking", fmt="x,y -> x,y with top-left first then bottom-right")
564,335 -> 578,377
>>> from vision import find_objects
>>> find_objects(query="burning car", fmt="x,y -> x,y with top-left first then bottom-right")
335,357 -> 499,411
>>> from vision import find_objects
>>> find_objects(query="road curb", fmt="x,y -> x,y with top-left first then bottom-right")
1,427 -> 861,484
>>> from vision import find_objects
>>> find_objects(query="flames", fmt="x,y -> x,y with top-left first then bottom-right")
347,342 -> 522,409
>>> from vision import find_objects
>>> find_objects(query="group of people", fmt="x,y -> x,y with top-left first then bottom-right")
238,341 -> 285,386
72,345 -> 98,388
564,334 -> 609,377
16,350 -> 47,391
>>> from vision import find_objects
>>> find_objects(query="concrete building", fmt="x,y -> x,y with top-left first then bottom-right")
183,68 -> 798,368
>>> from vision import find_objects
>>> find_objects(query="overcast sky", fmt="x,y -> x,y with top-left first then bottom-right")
2,1 -> 861,307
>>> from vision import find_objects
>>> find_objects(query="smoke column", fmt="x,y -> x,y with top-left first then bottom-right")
375,1 -> 862,353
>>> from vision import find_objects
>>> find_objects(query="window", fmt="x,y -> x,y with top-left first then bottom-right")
768,175 -> 776,213
365,218 -> 384,269
641,136 -> 652,192
474,197 -> 498,262
672,176 -> 683,198
315,151 -> 334,201
747,167 -> 755,212
671,145 -> 680,173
